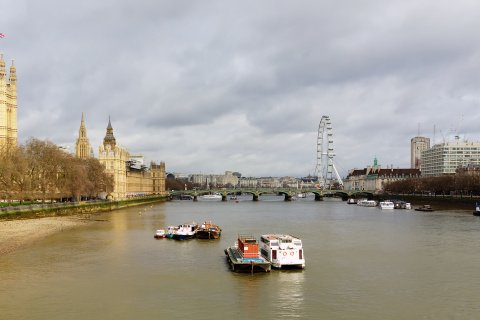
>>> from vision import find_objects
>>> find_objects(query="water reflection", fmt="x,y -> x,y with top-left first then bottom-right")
275,270 -> 306,318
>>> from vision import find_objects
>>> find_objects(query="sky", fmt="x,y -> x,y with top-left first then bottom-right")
2,0 -> 480,178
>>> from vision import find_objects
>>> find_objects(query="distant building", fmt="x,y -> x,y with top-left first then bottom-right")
75,113 -> 91,159
411,136 -> 430,170
188,171 -> 239,187
0,53 -> 17,150
344,158 -> 421,192
421,142 -> 480,176
96,117 -> 166,199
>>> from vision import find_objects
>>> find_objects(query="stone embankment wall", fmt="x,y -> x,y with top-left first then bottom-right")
0,196 -> 168,220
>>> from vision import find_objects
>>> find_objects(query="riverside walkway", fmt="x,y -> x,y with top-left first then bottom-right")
169,189 -> 376,201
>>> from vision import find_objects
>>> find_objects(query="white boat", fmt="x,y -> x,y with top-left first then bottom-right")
405,203 -> 411,210
200,193 -> 222,200
379,201 -> 395,209
347,198 -> 357,204
357,199 -> 378,207
260,234 -> 305,269
296,192 -> 306,198
172,222 -> 198,240
154,229 -> 165,239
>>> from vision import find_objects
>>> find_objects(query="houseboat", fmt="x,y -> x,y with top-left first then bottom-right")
153,229 -> 165,239
196,221 -> 221,239
379,201 -> 395,210
172,222 -> 198,240
224,235 -> 271,273
260,234 -> 305,269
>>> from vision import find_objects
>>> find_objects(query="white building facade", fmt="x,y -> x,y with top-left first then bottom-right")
421,142 -> 480,176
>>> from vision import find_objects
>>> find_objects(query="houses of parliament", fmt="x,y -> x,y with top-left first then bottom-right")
1,53 -> 166,200
0,53 -> 16,149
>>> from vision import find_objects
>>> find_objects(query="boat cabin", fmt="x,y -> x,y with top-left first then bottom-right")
260,234 -> 305,269
237,234 -> 260,259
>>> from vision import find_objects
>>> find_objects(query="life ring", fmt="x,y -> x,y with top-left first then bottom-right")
283,252 -> 287,256
290,252 -> 294,256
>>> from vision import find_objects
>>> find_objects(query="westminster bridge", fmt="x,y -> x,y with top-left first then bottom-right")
168,189 -> 376,201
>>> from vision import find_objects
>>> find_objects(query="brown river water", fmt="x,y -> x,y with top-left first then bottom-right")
1,195 -> 480,319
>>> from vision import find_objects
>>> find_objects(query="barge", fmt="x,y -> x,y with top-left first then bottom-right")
224,234 -> 271,273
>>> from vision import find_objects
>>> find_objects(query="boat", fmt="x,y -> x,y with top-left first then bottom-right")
172,222 -> 198,240
260,234 -> 305,269
153,229 -> 165,239
357,199 -> 378,207
296,192 -> 306,198
195,221 -> 221,239
224,234 -> 271,273
200,193 -> 222,200
393,200 -> 407,209
347,198 -> 357,204
405,203 -> 412,210
379,201 -> 395,210
165,225 -> 178,238
473,203 -> 480,216
415,205 -> 434,212
230,195 -> 237,200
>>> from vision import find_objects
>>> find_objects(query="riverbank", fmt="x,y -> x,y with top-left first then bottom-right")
0,213 -> 100,256
0,196 -> 168,256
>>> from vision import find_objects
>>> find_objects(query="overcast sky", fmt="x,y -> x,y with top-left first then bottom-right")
2,0 -> 480,178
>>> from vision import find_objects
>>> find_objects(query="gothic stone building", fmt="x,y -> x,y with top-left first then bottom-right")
76,115 -> 166,200
0,53 -> 17,150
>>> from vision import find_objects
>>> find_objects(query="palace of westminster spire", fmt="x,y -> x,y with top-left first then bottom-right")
0,52 -> 17,149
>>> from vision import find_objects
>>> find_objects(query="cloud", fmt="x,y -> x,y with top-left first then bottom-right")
4,0 -> 480,178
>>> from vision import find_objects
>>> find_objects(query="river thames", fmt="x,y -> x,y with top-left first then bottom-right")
1,195 -> 480,319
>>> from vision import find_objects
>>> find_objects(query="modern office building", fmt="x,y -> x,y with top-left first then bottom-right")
420,142 -> 480,176
411,136 -> 430,170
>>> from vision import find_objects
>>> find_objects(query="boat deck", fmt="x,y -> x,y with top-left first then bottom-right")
224,247 -> 271,273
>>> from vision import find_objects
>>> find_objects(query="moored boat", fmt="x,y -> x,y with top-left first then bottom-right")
200,193 -> 222,200
196,221 -> 221,239
172,222 -> 198,240
224,235 -> 271,273
379,201 -> 395,210
165,225 -> 177,239
154,229 -> 165,239
473,203 -> 480,216
357,199 -> 378,207
415,205 -> 434,212
347,198 -> 357,204
260,234 -> 305,269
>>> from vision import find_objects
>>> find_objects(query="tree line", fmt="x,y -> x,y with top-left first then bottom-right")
384,174 -> 480,195
0,138 -> 114,205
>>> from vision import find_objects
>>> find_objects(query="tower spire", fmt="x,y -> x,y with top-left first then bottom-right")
75,112 -> 91,159
103,116 -> 116,148
0,53 -> 5,80
9,59 -> 16,84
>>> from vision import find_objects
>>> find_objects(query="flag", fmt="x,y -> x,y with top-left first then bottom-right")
0,33 -> 4,38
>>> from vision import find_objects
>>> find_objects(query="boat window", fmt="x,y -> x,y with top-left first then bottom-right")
270,241 -> 278,246
294,241 -> 302,246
